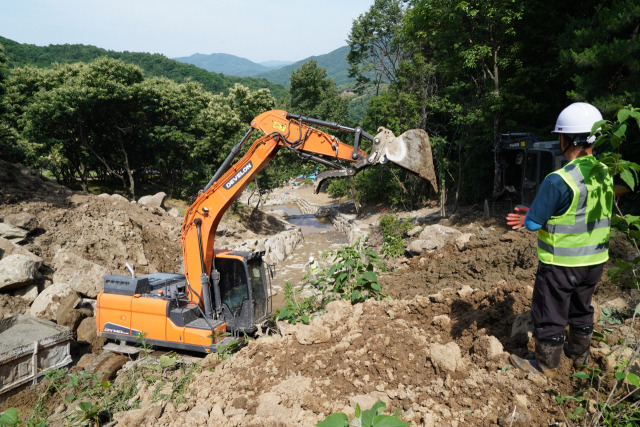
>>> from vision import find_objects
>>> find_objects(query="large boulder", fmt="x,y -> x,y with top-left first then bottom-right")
30,282 -> 75,320
137,192 -> 166,208
0,253 -> 42,291
407,224 -> 462,254
52,249 -> 110,298
77,316 -> 106,353
4,212 -> 38,231
0,222 -> 28,244
0,237 -> 42,261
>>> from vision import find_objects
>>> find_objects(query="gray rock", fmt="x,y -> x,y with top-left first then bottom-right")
408,224 -> 462,254
4,212 -> 37,231
13,283 -> 39,302
0,237 -> 42,261
30,282 -> 75,320
53,249 -> 111,298
0,223 -> 28,244
407,225 -> 423,237
0,254 -> 43,291
138,192 -> 167,208
167,207 -> 180,217
110,193 -> 130,203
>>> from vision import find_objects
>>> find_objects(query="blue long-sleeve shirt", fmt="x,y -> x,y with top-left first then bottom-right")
524,173 -> 573,231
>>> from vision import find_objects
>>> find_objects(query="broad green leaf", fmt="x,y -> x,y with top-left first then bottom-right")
160,354 -> 177,368
371,414 -> 410,427
301,315 -> 310,325
361,409 -> 376,426
315,412 -> 349,427
571,372 -> 590,379
0,408 -> 19,426
615,371 -> 626,381
627,373 -> 640,387
620,168 -> 636,191
363,271 -> 378,282
613,123 -> 627,138
371,400 -> 386,415
355,403 -> 361,419
78,401 -> 94,412
617,109 -> 631,123
555,394 -> 565,405
371,281 -> 381,291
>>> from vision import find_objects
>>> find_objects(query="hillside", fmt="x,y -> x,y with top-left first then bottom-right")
0,36 -> 288,99
173,53 -> 293,77
173,47 -> 353,88
255,46 -> 353,87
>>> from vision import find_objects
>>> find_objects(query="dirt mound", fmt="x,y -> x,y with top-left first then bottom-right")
1,160 -> 637,426
148,283 -> 559,426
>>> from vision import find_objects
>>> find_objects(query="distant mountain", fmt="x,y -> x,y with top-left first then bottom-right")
173,46 -> 353,88
173,53 -> 273,77
254,46 -> 352,87
0,36 -> 288,99
260,60 -> 295,69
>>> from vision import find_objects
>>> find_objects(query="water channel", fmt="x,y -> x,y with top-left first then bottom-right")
265,203 -> 348,310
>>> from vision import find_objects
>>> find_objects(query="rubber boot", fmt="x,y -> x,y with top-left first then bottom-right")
510,338 -> 563,378
565,328 -> 592,369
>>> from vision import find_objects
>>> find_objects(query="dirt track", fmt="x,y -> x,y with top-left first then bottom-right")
1,161 -> 638,425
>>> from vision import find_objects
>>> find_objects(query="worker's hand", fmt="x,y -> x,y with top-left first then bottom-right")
506,206 -> 529,230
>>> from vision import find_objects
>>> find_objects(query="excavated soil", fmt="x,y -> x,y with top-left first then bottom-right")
1,160 -> 638,426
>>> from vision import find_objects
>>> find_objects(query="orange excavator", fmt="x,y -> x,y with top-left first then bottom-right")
96,110 -> 437,353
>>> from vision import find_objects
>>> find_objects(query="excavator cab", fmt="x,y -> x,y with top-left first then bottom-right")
213,250 -> 273,335
486,133 -> 565,216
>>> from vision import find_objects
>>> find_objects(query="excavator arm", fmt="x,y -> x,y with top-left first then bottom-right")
180,110 -> 437,319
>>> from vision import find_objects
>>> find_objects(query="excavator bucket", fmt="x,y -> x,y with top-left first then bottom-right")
374,127 -> 439,193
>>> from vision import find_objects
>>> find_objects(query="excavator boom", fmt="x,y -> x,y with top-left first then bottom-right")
97,110 -> 437,352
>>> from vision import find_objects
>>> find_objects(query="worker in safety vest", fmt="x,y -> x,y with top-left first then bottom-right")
506,102 -> 614,377
305,256 -> 320,278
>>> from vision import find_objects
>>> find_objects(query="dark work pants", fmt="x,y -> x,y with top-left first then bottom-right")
531,261 -> 604,340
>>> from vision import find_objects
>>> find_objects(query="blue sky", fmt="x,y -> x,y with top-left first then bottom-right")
0,0 -> 374,63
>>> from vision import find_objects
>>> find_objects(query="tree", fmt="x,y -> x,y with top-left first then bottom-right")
347,0 -> 408,96
288,60 -> 349,123
561,0 -> 640,114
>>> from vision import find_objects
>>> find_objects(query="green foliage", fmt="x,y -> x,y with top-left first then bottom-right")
594,106 -> 640,289
326,178 -> 350,199
0,35 -> 287,99
288,60 -> 349,123
275,281 -> 317,325
378,213 -> 412,258
3,56 -> 277,198
216,339 -> 240,360
319,238 -> 387,304
316,400 -> 409,427
562,0 -> 640,113
274,241 -> 386,325
0,408 -> 19,426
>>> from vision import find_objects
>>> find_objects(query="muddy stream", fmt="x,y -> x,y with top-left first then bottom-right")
264,203 -> 348,311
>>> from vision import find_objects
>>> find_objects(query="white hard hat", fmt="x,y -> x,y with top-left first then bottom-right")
309,256 -> 314,263
553,102 -> 603,142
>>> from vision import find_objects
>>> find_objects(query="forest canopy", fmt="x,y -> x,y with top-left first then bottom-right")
1,0 -> 638,207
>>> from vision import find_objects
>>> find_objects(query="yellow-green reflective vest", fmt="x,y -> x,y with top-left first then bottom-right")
537,155 -> 614,267
310,262 -> 319,275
